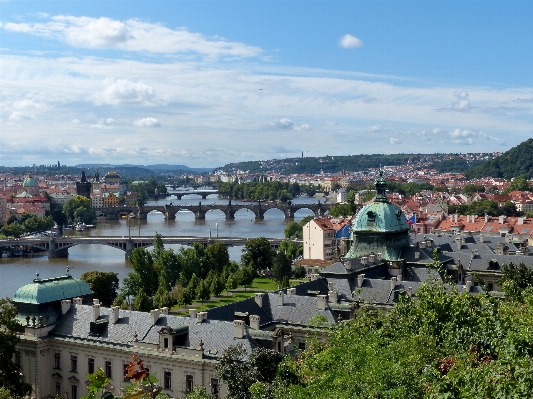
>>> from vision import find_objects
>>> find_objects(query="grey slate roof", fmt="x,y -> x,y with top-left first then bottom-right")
52,305 -> 256,358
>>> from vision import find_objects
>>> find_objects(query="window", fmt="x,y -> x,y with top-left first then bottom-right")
186,375 -> 194,393
211,378 -> 219,397
163,371 -> 171,390
163,337 -> 169,349
145,368 -> 150,377
70,355 -> 77,372
105,361 -> 112,379
15,351 -> 21,366
88,358 -> 94,374
55,382 -> 61,397
71,385 -> 78,399
277,341 -> 281,352
123,363 -> 129,381
54,352 -> 61,369
298,342 -> 306,351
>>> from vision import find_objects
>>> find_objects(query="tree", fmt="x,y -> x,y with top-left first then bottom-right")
506,176 -> 531,192
215,344 -> 283,399
62,195 -> 95,224
196,279 -> 211,304
327,203 -> 356,218
292,266 -> 306,279
226,274 -> 238,295
500,261 -> 533,302
273,282 -> 533,398
132,288 -> 152,312
80,271 -> 119,307
237,266 -> 256,291
0,298 -> 32,397
1,223 -> 24,238
241,237 -> 275,273
284,222 -> 302,239
279,240 -> 302,260
206,242 -> 230,274
210,274 -> 225,298
129,248 -> 158,296
272,252 -> 293,285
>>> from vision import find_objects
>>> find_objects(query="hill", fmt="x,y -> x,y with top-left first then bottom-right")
464,138 -> 533,179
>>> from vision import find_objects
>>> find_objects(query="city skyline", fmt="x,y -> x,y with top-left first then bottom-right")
1,1 -> 532,168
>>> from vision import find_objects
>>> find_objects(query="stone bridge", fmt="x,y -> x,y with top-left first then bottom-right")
94,201 -> 332,220
0,236 -> 290,260
165,189 -> 218,200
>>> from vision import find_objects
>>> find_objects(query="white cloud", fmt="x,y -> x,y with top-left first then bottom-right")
9,111 -> 32,121
390,138 -> 401,144
271,118 -> 294,129
295,123 -> 311,131
339,34 -> 363,48
134,117 -> 161,127
1,15 -> 263,58
367,125 -> 380,132
72,119 -> 80,124
95,78 -> 158,106
90,117 -> 114,129
450,128 -> 475,139
452,90 -> 472,112
106,118 -> 115,124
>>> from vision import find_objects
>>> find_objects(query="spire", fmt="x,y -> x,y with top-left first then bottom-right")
374,170 -> 389,203
81,171 -> 87,183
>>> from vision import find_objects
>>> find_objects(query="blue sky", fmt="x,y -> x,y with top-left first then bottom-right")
1,1 -> 532,168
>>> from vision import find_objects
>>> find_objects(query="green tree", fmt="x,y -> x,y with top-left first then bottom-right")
206,242 -> 230,274
210,274 -> 225,298
226,274 -> 238,294
279,240 -> 302,260
292,266 -> 306,279
132,288 -> 152,312
215,344 -> 283,399
500,261 -> 533,302
506,176 -> 531,192
80,271 -> 119,307
62,195 -> 95,224
284,222 -> 302,239
272,252 -> 292,285
196,279 -> 211,304
241,237 -> 275,273
1,223 -> 24,238
128,248 -> 158,296
0,298 -> 32,398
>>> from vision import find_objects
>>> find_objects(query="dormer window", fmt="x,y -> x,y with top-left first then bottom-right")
367,211 -> 376,225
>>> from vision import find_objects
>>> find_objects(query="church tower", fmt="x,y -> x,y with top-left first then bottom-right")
76,171 -> 92,199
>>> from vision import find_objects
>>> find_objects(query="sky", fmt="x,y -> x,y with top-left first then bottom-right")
1,0 -> 533,168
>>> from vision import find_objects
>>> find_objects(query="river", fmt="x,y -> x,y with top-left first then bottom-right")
0,194 -> 325,299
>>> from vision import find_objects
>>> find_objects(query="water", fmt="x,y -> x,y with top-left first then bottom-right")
0,194 -> 324,298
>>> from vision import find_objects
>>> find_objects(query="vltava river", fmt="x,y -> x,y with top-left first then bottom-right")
0,194 -> 323,298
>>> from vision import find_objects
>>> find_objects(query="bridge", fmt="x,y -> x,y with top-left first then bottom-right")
93,201 -> 332,220
165,188 -> 218,200
0,236 -> 291,260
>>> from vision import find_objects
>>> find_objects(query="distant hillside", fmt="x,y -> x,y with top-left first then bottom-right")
217,154 -> 478,175
464,138 -> 533,180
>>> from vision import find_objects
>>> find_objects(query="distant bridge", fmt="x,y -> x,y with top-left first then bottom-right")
0,236 -> 291,260
93,201 -> 332,220
165,189 -> 218,200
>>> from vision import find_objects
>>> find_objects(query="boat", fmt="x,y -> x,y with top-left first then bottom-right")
75,223 -> 86,231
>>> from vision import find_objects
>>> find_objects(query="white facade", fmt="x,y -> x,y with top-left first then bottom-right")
303,218 -> 336,260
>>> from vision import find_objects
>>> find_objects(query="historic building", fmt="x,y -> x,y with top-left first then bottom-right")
75,172 -> 92,199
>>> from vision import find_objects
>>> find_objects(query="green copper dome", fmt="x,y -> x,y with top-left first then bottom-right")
22,176 -> 39,187
352,171 -> 409,233
14,274 -> 92,304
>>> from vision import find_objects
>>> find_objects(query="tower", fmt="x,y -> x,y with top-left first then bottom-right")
76,171 -> 92,199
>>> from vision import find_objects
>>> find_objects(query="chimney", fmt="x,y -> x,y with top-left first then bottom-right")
234,320 -> 245,339
479,234 -> 484,243
420,241 -> 426,249
518,217 -> 524,225
317,295 -> 327,311
455,214 -> 458,223
328,291 -> 338,304
390,277 -> 397,290
361,257 -> 368,265
93,299 -> 100,305
189,309 -> 197,319
328,282 -> 333,291
278,291 -> 284,306
369,254 -> 376,263
61,299 -> 71,314
397,274 -> 403,282
311,274 -> 319,280
485,214 -> 489,223
249,315 -> 260,330
465,280 -> 473,292
499,215 -> 505,224
407,286 -> 413,296
110,306 -> 120,324
161,307 -> 169,315
288,287 -> 296,295
197,312 -> 207,323
73,297 -> 83,305
150,309 -> 160,325
254,293 -> 264,308
456,240 -> 462,251
415,251 -> 420,259
357,274 -> 365,287
376,253 -> 382,261
92,303 -> 100,322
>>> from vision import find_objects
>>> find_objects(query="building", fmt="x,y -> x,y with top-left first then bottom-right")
303,218 -> 336,260
103,171 -> 121,185
76,172 -> 92,199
